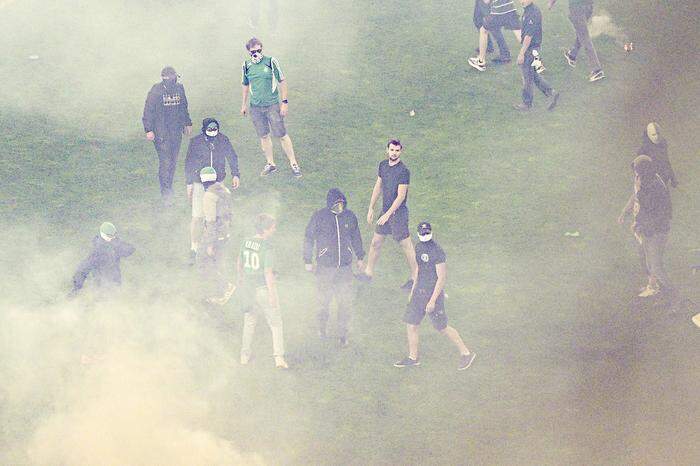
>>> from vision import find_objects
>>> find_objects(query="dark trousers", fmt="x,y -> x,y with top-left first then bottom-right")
490,28 -> 510,58
316,265 -> 354,338
568,4 -> 602,72
153,131 -> 183,197
520,55 -> 553,106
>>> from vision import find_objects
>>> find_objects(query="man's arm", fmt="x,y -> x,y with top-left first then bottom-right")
517,35 -> 532,64
71,249 -> 98,292
223,137 -> 240,188
180,85 -> 193,134
377,184 -> 407,225
142,87 -> 158,140
184,140 -> 197,200
115,239 -> 135,258
278,80 -> 289,117
303,213 -> 317,270
367,177 -> 382,224
265,267 -> 279,309
547,0 -> 557,9
427,263 -> 447,312
618,191 -> 635,224
240,84 -> 250,115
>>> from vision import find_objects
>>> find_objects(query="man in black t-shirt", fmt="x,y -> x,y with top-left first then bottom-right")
360,139 -> 418,290
394,222 -> 475,371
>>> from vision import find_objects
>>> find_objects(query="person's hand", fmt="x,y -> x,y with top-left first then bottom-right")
240,105 -> 248,116
425,300 -> 436,314
207,245 -> 214,257
232,176 -> 240,190
356,259 -> 365,272
517,53 -> 525,65
187,184 -> 193,202
145,131 -> 155,141
547,0 -> 555,10
280,103 -> 289,117
366,209 -> 374,225
617,213 -> 625,225
305,263 -> 314,272
377,212 -> 392,226
184,125 -> 193,136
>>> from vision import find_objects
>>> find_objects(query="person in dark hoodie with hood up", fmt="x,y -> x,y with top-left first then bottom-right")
184,118 -> 240,264
70,222 -> 135,297
618,155 -> 674,300
637,122 -> 677,188
304,189 -> 365,346
142,66 -> 193,204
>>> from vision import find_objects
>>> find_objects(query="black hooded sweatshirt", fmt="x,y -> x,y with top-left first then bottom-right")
142,80 -> 192,137
304,189 -> 365,268
184,118 -> 240,184
638,131 -> 677,187
72,236 -> 135,292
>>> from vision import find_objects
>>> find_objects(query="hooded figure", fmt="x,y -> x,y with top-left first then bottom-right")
71,223 -> 135,295
638,122 -> 677,188
185,118 -> 240,186
303,188 -> 365,344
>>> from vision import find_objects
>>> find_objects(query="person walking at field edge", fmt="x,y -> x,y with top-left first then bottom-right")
472,0 -> 512,64
142,66 -> 193,205
240,37 -> 301,178
185,118 -> 240,265
548,0 -> 605,82
238,214 -> 288,369
394,222 -> 475,371
304,188 -> 365,346
513,0 -> 560,111
199,167 -> 234,301
618,155 -> 675,302
69,222 -> 135,297
638,122 -> 677,189
359,139 -> 418,290
469,0 -> 523,71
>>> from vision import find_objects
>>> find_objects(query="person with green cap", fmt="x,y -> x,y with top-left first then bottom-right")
199,166 -> 234,298
70,222 -> 135,296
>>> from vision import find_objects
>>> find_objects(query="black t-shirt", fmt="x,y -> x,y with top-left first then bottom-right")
378,159 -> 410,213
521,3 -> 543,50
414,240 -> 446,291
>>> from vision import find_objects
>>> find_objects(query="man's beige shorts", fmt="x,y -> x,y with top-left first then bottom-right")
191,182 -> 205,218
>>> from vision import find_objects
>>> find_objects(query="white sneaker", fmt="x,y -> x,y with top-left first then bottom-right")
274,356 -> 289,369
638,286 -> 660,298
468,57 -> 486,71
240,354 -> 250,365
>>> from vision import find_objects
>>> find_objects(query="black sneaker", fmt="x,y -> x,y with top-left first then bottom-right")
513,103 -> 531,112
589,70 -> 605,82
291,163 -> 302,178
492,56 -> 511,64
547,91 -> 560,111
394,357 -> 420,368
400,279 -> 414,291
564,50 -> 576,67
458,353 -> 476,371
260,163 -> 277,176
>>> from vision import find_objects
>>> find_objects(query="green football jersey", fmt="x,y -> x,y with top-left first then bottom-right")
239,237 -> 273,287
241,56 -> 285,107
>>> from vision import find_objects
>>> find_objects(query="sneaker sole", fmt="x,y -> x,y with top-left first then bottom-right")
467,60 -> 486,72
458,353 -> 476,371
393,361 -> 421,368
589,74 -> 606,82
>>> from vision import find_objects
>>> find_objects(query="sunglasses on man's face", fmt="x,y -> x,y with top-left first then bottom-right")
249,49 -> 262,55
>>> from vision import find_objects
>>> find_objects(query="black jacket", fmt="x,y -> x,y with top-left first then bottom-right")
634,174 -> 672,237
142,81 -> 192,137
304,189 -> 365,268
184,120 -> 240,184
638,132 -> 677,187
72,236 -> 135,292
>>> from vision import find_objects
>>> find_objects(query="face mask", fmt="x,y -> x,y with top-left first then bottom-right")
331,201 -> 345,215
205,129 -> 218,137
250,50 -> 263,64
647,123 -> 660,144
162,77 -> 177,88
418,233 -> 432,242
100,232 -> 115,242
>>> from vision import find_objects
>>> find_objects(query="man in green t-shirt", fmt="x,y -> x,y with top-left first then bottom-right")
240,37 -> 301,178
237,213 -> 288,369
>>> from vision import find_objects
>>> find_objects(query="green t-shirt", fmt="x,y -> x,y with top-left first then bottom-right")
239,236 -> 274,287
241,56 -> 285,107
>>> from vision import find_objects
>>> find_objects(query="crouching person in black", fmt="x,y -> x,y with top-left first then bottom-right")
394,222 -> 475,371
70,222 -> 135,297
304,189 -> 365,346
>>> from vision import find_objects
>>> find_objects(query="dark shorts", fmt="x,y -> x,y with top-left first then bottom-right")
375,206 -> 410,242
250,103 -> 287,138
404,289 -> 447,330
483,11 -> 521,31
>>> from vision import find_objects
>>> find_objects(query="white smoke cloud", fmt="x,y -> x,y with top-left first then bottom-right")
589,10 -> 626,41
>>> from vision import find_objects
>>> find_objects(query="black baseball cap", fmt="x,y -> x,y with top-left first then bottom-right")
417,222 -> 432,235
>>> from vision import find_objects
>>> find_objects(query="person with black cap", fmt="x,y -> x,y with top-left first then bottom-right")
184,118 -> 240,264
142,66 -> 193,204
618,155 -> 674,300
394,222 -> 475,371
69,222 -> 135,297
303,188 -> 365,346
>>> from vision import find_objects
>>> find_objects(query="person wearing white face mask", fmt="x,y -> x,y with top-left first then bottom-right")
638,122 -> 677,189
184,118 -> 240,265
394,222 -> 476,371
69,222 -> 135,297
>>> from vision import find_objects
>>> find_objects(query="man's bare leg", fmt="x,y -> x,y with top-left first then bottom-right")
260,135 -> 274,165
190,217 -> 204,251
279,134 -> 298,167
407,324 -> 420,360
478,26 -> 489,61
440,325 -> 470,356
399,237 -> 418,278
364,233 -> 386,277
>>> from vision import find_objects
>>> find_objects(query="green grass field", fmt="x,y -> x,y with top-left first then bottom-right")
1,0 -> 699,464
